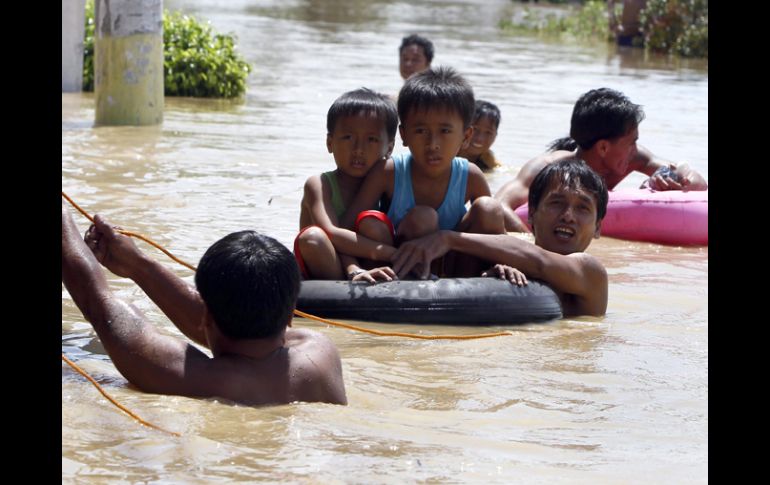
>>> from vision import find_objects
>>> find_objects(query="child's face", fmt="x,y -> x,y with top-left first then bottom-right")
399,44 -> 429,80
327,113 -> 393,178
528,180 -> 600,255
399,108 -> 472,177
463,116 -> 498,159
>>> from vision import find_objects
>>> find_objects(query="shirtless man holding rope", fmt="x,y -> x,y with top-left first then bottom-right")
62,201 -> 347,406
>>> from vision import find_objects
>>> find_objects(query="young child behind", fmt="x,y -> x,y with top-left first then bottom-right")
458,99 -> 503,172
399,34 -> 434,81
341,67 -> 506,278
295,88 -> 400,282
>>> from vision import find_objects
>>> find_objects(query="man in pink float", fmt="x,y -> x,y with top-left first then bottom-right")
494,87 -> 708,231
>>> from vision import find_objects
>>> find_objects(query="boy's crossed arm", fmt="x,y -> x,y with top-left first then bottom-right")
304,169 -> 396,263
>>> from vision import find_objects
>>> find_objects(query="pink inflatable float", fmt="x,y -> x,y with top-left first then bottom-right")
514,188 -> 708,246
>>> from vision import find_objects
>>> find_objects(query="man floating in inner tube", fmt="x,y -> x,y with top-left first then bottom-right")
494,87 -> 708,232
391,159 -> 609,317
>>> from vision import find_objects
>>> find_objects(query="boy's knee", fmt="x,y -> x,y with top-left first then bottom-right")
398,205 -> 439,240
470,196 -> 502,215
467,196 -> 505,233
357,216 -> 394,245
297,226 -> 331,252
408,205 -> 439,226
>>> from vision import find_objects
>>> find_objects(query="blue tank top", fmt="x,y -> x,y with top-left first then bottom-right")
386,152 -> 469,230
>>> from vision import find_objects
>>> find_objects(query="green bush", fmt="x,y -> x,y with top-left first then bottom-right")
639,0 -> 708,58
500,0 -> 611,43
501,0 -> 707,58
82,1 -> 252,98
82,0 -> 95,91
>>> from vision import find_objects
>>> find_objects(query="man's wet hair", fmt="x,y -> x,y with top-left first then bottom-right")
473,100 -> 501,129
397,66 -> 475,128
195,231 -> 300,340
529,158 -> 609,221
547,136 -> 578,152
568,87 -> 645,150
399,34 -> 435,63
327,88 -> 398,141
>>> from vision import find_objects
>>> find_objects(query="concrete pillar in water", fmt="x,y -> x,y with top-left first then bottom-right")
62,0 -> 87,92
94,0 -> 164,126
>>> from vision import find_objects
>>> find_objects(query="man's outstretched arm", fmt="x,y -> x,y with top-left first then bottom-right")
391,230 -> 607,316
84,215 -> 209,347
62,203 -> 211,395
634,146 -> 708,191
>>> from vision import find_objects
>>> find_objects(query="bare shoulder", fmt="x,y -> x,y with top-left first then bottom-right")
286,328 -> 343,369
301,174 -> 326,208
465,163 -> 491,198
371,156 -> 396,195
303,173 -> 325,194
287,327 -> 336,348
562,252 -> 608,316
519,150 -> 570,183
495,151 -> 555,206
286,327 -> 347,404
466,160 -> 484,176
566,251 -> 607,279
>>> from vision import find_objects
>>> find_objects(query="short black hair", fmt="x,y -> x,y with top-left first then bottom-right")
397,66 -> 475,128
195,231 -> 300,340
327,88 -> 398,141
473,100 -> 501,128
529,158 -> 609,221
399,34 -> 435,63
570,87 -> 645,150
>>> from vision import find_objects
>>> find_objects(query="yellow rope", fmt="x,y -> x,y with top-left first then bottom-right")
61,354 -> 181,437
60,192 -> 511,436
61,191 -> 198,272
61,191 -> 511,340
293,309 -> 511,340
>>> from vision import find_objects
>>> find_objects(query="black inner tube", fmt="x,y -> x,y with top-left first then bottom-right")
297,277 -> 562,325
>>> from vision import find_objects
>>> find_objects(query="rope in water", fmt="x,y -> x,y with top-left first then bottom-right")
60,192 -> 511,436
294,309 -> 511,339
61,191 -> 512,340
61,354 -> 181,437
61,191 -> 197,272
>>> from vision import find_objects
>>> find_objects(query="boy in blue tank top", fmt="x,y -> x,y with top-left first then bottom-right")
295,88 -> 400,282
341,67 -> 507,278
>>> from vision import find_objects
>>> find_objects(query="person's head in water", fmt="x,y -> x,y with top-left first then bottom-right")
399,34 -> 434,80
528,158 -> 608,255
459,99 -> 501,170
569,88 -> 644,178
195,231 -> 300,340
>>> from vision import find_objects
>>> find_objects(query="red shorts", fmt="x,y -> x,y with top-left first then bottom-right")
295,212 -> 394,279
354,210 -> 395,239
293,225 -> 325,279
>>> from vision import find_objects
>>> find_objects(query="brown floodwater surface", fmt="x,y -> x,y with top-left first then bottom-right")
62,0 -> 707,482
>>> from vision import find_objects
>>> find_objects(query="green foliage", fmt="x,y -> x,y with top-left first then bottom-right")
82,0 -> 95,91
162,11 -> 251,98
639,0 -> 708,58
501,0 -> 707,58
82,1 -> 252,98
550,0 -> 611,41
500,1 -> 611,43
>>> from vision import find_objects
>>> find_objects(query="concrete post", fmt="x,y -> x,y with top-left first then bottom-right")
94,0 -> 164,126
62,0 -> 87,92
